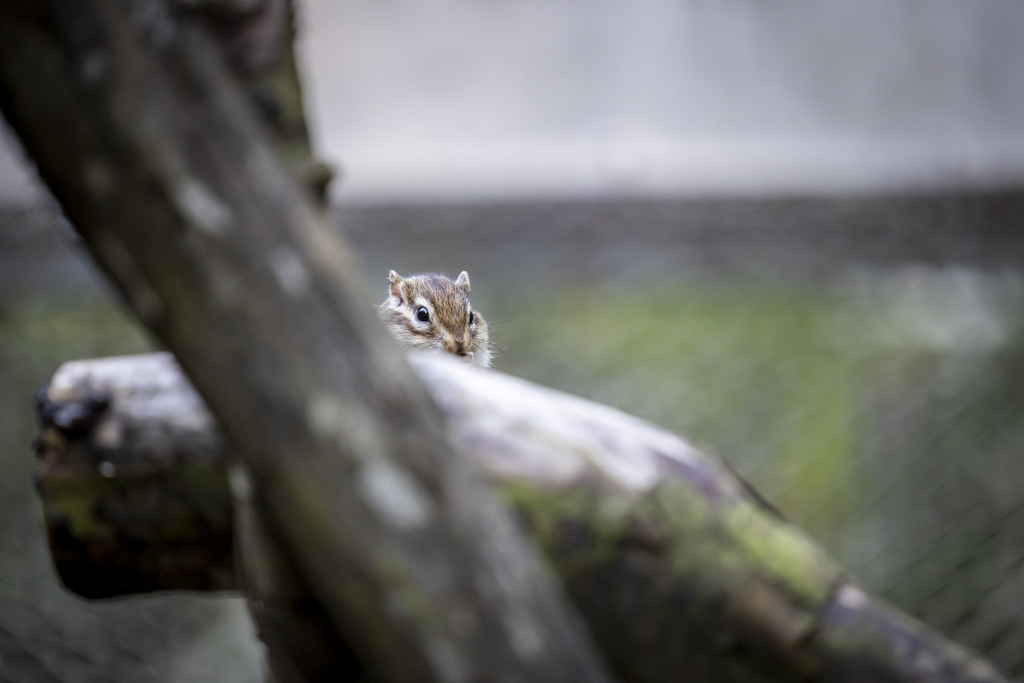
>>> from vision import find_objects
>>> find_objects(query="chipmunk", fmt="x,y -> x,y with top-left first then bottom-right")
378,270 -> 493,368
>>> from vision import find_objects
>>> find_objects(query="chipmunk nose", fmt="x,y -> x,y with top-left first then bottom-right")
443,336 -> 467,356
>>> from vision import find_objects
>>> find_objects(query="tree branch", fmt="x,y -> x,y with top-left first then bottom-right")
0,2 -> 612,681
36,351 -> 1016,683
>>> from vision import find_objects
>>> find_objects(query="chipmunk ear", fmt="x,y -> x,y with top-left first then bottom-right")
454,271 -> 471,292
388,270 -> 406,301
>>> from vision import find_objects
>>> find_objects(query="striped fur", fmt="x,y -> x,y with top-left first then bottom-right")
377,270 -> 493,368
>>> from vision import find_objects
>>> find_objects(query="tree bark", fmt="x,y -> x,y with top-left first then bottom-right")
36,351 -> 1016,683
0,2 -> 613,682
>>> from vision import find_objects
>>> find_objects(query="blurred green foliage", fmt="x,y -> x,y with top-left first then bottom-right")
491,284 -> 863,539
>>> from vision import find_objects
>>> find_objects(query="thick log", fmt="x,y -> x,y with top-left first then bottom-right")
35,354 -> 234,596
0,2 -> 612,682
36,352 -> 1016,683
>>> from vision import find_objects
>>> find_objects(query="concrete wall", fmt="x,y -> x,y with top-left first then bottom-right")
4,0 -> 1024,204
301,0 -> 1024,200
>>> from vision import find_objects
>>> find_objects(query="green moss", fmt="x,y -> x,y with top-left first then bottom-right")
645,479 -> 839,609
500,476 -> 842,682
502,471 -> 840,618
499,482 -> 609,548
42,478 -> 117,540
40,461 -> 233,543
722,500 -> 842,605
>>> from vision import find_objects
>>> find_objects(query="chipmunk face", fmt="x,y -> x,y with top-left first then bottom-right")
378,270 -> 492,368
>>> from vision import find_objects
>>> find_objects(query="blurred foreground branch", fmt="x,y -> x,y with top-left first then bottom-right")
0,1 -> 611,681
36,351 -> 1015,683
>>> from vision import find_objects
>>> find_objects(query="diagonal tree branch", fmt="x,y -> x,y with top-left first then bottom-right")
0,1 -> 614,681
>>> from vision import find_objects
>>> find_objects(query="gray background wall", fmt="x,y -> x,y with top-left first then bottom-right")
5,0 -> 1024,202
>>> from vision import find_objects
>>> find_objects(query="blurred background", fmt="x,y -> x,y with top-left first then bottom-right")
3,0 -> 1024,680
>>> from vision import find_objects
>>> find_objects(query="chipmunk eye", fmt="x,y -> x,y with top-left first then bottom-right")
469,312 -> 475,324
416,306 -> 430,322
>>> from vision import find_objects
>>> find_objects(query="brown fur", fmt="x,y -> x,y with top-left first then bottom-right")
377,271 -> 492,368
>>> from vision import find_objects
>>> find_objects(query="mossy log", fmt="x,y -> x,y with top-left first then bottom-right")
37,351 -> 1015,683
0,1 -> 612,682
